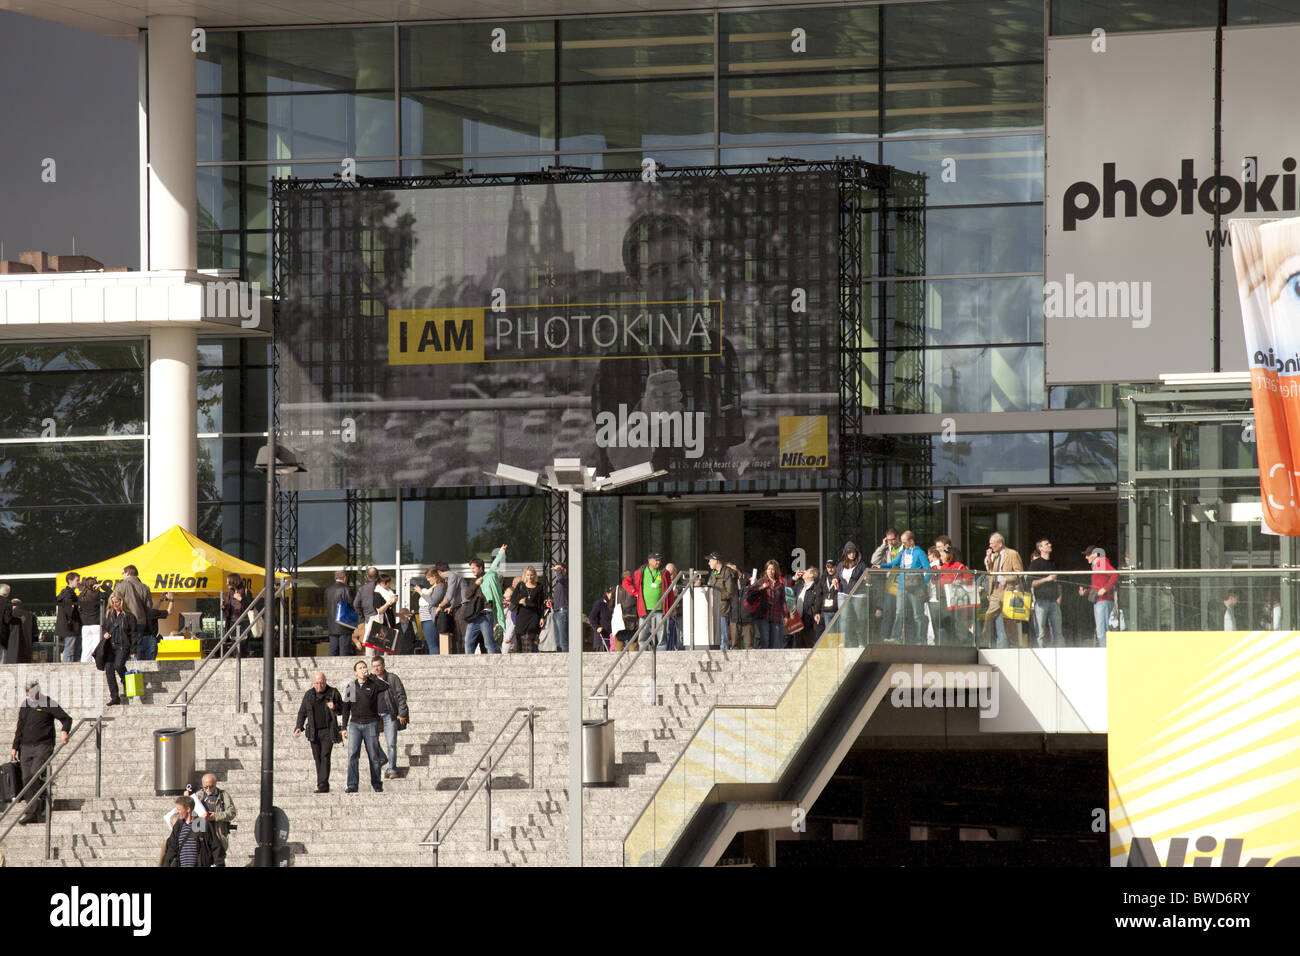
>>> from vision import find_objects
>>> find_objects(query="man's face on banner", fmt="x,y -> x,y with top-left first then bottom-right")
638,227 -> 701,303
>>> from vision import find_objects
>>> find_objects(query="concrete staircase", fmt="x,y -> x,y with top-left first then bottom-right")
0,650 -> 806,866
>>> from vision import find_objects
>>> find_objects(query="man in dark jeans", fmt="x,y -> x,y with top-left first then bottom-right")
323,570 -> 354,656
9,680 -> 72,825
1028,537 -> 1063,648
56,573 -> 82,663
295,670 -> 344,793
341,660 -> 389,793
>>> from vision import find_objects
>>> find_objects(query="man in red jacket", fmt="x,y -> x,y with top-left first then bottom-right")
1077,547 -> 1118,647
625,552 -> 670,646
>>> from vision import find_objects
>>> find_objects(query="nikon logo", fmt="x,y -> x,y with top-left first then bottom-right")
779,416 -> 828,468
1127,835 -> 1300,867
1062,158 -> 1300,231
155,573 -> 209,589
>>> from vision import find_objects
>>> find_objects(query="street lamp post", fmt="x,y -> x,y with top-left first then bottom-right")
486,458 -> 664,867
253,424 -> 305,868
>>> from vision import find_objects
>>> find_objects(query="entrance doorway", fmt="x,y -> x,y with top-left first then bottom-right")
630,495 -> 821,578
954,489 -> 1118,646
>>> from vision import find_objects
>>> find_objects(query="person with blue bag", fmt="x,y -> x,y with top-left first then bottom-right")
323,570 -> 356,657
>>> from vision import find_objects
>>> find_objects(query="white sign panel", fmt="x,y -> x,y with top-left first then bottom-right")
1219,24 -> 1300,371
1046,30 -> 1216,384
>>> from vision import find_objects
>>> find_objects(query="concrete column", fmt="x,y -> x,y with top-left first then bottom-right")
146,15 -> 197,272
149,327 -> 198,538
144,15 -> 199,545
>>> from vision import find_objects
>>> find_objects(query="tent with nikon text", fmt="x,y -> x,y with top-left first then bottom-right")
58,525 -> 289,595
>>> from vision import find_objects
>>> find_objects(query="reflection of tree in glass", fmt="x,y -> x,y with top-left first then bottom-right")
466,498 -> 543,562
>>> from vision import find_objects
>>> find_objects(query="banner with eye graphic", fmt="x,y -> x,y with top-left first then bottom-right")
1230,217 -> 1300,534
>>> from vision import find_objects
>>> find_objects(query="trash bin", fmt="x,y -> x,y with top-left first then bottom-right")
154,727 -> 196,796
582,719 -> 616,787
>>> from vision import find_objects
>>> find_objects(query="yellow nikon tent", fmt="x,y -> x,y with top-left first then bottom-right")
59,525 -> 288,595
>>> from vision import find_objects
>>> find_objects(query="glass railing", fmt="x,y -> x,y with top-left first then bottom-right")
624,568 -> 874,866
623,566 -> 1300,865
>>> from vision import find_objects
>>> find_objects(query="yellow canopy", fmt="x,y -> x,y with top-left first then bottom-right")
59,525 -> 289,596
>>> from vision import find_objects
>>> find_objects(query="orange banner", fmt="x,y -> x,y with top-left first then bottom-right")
1230,218 -> 1300,534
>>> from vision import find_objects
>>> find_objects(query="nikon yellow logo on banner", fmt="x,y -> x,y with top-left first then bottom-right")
1109,631 -> 1300,867
778,415 -> 828,468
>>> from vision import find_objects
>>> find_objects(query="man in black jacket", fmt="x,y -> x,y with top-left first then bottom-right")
341,660 -> 389,793
56,573 -> 82,663
162,795 -> 217,867
323,570 -> 353,656
370,656 -> 408,779
10,680 -> 72,825
294,671 -> 343,793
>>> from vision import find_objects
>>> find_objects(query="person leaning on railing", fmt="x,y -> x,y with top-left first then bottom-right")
9,679 -> 71,826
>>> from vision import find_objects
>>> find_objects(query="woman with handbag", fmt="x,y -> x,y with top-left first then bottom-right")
937,543 -> 975,646
510,566 -> 545,653
369,572 -> 398,657
757,560 -> 789,650
222,574 -> 255,657
102,593 -> 138,706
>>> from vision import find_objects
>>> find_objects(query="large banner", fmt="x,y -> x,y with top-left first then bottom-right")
1046,26 -> 1300,384
1229,216 -> 1300,534
1109,631 -> 1300,867
277,171 -> 841,489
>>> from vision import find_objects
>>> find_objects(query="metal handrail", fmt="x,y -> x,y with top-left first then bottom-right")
0,715 -> 104,860
587,569 -> 689,717
621,568 -> 875,864
165,586 -> 267,726
417,704 -> 536,867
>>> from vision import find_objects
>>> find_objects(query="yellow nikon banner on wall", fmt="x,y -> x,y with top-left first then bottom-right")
1109,631 -> 1300,867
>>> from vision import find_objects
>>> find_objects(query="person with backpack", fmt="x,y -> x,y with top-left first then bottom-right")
462,545 -> 507,654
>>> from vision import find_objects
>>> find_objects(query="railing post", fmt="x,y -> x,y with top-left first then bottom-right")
528,706 -> 535,789
432,830 -> 439,868
44,781 -> 52,861
651,631 -> 657,706
484,754 -> 493,852
603,682 -> 609,722
235,640 -> 242,713
180,691 -> 189,731
95,717 -> 102,798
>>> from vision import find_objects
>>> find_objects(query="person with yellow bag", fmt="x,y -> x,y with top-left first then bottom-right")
869,532 -> 900,641
983,533 -> 1026,649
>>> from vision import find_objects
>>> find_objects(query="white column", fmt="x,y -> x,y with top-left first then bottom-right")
149,327 -> 198,538
146,15 -> 197,272
145,16 -> 199,542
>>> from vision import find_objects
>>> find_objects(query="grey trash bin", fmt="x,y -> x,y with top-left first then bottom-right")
154,727 -> 196,796
582,719 -> 616,787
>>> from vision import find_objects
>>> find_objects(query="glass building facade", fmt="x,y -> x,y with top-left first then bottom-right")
12,0 -> 1300,603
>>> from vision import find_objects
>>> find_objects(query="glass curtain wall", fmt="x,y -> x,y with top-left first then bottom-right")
189,2 -> 1089,575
